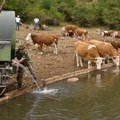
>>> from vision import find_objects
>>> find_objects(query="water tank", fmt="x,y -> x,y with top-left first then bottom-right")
0,11 -> 16,62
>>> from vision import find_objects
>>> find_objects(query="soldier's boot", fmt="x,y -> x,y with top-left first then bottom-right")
18,83 -> 22,89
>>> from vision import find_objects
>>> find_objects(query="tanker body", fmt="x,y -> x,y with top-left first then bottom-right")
0,11 -> 16,96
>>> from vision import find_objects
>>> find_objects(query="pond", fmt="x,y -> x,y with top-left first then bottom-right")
0,67 -> 120,120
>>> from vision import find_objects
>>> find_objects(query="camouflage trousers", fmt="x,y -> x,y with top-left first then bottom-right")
17,62 -> 36,84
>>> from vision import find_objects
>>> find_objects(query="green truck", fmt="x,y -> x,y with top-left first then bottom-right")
0,11 -> 16,96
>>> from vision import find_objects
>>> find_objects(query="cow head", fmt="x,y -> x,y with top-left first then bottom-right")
113,56 -> 119,67
112,31 -> 118,38
95,57 -> 105,70
25,33 -> 32,41
61,27 -> 69,37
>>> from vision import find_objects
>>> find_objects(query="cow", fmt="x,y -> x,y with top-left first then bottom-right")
112,31 -> 120,39
61,26 -> 74,37
75,28 -> 88,40
110,41 -> 120,52
89,39 -> 120,67
96,29 -> 113,41
61,24 -> 77,37
74,41 -> 104,70
25,33 -> 58,54
65,24 -> 77,33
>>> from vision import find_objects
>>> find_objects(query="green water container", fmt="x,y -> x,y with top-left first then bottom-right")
0,11 -> 16,62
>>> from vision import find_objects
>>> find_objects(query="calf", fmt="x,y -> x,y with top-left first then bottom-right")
75,28 -> 88,40
89,39 -> 119,67
96,29 -> 113,41
74,41 -> 104,70
25,33 -> 58,54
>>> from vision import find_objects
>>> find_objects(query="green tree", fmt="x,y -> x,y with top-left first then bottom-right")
0,0 -> 119,28
97,0 -> 120,29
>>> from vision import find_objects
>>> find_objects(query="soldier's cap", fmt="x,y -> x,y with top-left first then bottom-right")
18,45 -> 25,50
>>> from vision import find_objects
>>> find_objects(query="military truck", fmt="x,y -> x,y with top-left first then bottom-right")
0,11 -> 16,96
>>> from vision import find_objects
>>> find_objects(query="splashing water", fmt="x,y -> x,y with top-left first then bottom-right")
13,60 -> 41,91
33,87 -> 59,95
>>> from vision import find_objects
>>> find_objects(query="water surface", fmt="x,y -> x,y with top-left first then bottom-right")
0,67 -> 120,120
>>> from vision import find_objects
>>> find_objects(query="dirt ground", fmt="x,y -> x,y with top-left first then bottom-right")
15,24 -> 110,85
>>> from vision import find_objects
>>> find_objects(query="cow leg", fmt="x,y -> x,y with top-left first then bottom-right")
53,42 -> 58,54
38,45 -> 43,54
65,32 -> 69,37
73,32 -> 76,37
82,34 -> 85,40
75,51 -> 79,67
88,60 -> 91,69
79,57 -> 83,67
75,51 -> 83,67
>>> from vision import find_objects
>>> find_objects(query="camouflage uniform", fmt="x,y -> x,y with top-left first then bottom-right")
15,45 -> 36,88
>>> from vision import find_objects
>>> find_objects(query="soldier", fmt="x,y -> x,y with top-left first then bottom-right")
14,45 -> 36,89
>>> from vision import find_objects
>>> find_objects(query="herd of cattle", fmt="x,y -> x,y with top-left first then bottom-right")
25,24 -> 120,70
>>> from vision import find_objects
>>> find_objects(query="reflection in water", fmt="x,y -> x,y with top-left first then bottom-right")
113,66 -> 120,75
87,66 -> 119,90
26,87 -> 59,120
0,67 -> 120,120
95,74 -> 102,87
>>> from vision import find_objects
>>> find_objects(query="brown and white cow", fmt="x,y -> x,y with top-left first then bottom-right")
61,24 -> 77,37
96,29 -> 113,41
112,31 -> 120,39
25,33 -> 58,54
110,41 -> 120,51
89,39 -> 120,67
74,41 -> 104,70
61,26 -> 68,37
75,28 -> 88,40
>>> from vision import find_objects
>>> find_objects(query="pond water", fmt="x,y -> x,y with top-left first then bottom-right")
0,67 -> 120,120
